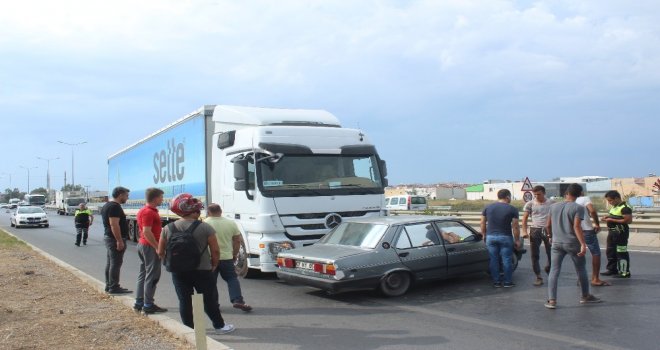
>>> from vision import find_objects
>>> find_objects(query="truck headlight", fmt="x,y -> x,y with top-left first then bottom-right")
268,241 -> 295,259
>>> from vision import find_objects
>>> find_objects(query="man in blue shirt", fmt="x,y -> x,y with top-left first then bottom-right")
481,189 -> 521,288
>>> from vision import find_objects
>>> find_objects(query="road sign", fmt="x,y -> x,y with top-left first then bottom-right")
521,177 -> 533,192
523,191 -> 533,203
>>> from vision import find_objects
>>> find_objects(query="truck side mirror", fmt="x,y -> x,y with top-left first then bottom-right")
379,160 -> 388,177
232,158 -> 254,200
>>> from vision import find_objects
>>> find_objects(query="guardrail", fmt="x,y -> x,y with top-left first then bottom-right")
389,210 -> 660,233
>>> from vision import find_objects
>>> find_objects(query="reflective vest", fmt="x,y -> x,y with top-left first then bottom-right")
607,202 -> 630,234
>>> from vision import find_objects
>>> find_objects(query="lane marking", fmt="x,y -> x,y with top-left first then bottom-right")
374,299 -> 627,350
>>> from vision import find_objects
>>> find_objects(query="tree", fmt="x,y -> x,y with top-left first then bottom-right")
4,188 -> 25,200
31,187 -> 48,196
61,184 -> 84,192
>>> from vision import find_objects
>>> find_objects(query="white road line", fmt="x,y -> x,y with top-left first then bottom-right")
374,300 -> 627,350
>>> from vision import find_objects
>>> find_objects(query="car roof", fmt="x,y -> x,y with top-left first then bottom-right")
17,206 -> 44,210
346,215 -> 459,225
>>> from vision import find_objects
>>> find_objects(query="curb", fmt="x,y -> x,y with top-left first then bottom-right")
2,229 -> 232,350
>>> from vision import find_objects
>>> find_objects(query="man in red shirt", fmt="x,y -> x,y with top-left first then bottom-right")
134,188 -> 168,314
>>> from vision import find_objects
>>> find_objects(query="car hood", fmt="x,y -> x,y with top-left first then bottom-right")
279,243 -> 373,262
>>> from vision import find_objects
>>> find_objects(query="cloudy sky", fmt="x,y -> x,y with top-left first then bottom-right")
1,0 -> 658,193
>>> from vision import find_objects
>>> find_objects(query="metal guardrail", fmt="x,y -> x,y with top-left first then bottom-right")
389,210 -> 660,233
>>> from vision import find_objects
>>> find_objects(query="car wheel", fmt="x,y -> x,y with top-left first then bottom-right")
10,221 -> 15,227
235,240 -> 260,279
380,271 -> 411,297
45,224 -> 49,228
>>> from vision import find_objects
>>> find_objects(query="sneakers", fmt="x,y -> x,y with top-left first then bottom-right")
74,243 -> 80,247
233,302 -> 253,312
83,241 -> 87,246
214,324 -> 236,335
503,282 -> 515,288
544,300 -> 557,309
613,273 -> 631,279
493,282 -> 502,288
533,278 -> 543,286
142,304 -> 168,314
580,295 -> 602,304
601,270 -> 617,276
107,287 -> 132,295
133,304 -> 143,313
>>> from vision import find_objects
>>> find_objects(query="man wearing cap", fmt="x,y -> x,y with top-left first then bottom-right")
157,193 -> 235,335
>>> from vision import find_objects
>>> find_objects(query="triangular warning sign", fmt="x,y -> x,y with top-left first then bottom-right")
521,177 -> 533,191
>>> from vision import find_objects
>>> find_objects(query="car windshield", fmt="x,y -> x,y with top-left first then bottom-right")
318,222 -> 388,249
18,207 -> 45,214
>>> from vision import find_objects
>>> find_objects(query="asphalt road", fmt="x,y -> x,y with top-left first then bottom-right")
3,210 -> 660,350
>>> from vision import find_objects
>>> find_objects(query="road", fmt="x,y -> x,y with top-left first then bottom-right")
3,210 -> 660,350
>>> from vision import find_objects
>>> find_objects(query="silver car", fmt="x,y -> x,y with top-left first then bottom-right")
10,206 -> 50,228
277,216 -> 520,296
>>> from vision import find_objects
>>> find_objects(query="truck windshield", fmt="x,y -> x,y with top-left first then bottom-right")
258,154 -> 384,196
27,196 -> 46,205
67,198 -> 86,206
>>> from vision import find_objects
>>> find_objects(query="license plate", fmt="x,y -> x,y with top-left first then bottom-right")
296,261 -> 314,270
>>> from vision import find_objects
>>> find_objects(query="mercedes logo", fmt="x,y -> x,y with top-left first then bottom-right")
324,213 -> 342,229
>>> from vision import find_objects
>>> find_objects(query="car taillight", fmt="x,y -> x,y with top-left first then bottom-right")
277,257 -> 295,268
313,262 -> 336,275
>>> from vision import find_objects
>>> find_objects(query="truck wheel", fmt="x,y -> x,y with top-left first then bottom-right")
380,271 -> 411,297
128,220 -> 138,242
235,241 -> 259,279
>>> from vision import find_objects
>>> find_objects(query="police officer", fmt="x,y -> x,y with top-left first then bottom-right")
74,203 -> 94,246
601,191 -> 633,278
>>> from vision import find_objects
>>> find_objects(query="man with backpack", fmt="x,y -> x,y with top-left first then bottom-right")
157,193 -> 235,335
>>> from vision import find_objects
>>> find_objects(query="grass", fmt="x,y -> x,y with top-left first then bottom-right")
0,229 -> 28,249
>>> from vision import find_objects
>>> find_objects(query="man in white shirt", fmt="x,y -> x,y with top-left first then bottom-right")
576,188 -> 609,286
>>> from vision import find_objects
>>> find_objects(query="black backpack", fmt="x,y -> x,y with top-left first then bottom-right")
164,220 -> 203,272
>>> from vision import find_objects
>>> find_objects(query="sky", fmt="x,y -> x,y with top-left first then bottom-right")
1,0 -> 659,193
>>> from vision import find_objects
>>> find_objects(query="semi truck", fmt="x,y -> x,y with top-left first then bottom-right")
55,191 -> 86,215
108,105 -> 388,276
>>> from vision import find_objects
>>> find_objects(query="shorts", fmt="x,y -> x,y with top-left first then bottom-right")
583,230 -> 600,256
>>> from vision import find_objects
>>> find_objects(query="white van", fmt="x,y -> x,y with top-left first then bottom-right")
385,195 -> 428,211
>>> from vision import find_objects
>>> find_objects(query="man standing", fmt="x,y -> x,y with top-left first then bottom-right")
74,203 -> 93,247
601,190 -> 633,278
576,188 -> 608,286
544,183 -> 601,309
157,193 -> 235,334
134,188 -> 167,314
521,185 -> 554,286
204,204 -> 252,312
101,186 -> 131,295
481,189 -> 521,288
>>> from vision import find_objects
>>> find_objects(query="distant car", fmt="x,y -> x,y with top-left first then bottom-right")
277,216 -> 517,296
0,203 -> 8,209
10,206 -> 49,228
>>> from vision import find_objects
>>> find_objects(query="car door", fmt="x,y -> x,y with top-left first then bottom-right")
434,220 -> 489,276
393,222 -> 448,280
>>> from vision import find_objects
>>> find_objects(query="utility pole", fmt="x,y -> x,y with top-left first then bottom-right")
58,140 -> 87,189
37,156 -> 59,201
19,166 -> 38,194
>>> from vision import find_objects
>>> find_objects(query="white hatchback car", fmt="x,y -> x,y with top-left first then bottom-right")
10,206 -> 49,228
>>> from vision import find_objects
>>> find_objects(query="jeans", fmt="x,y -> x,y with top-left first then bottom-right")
104,236 -> 126,291
529,227 -> 551,276
135,243 -> 161,307
547,242 -> 590,301
487,234 -> 514,284
171,270 -> 226,329
75,227 -> 89,245
214,259 -> 244,304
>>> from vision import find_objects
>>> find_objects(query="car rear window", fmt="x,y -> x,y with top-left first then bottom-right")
319,222 -> 388,249
411,197 -> 426,204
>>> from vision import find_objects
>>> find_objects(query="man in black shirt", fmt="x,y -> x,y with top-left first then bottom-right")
102,186 -> 131,294
74,203 -> 94,246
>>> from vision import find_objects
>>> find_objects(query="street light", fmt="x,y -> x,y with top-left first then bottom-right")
19,166 -> 38,194
58,140 -> 87,189
37,156 -> 59,201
